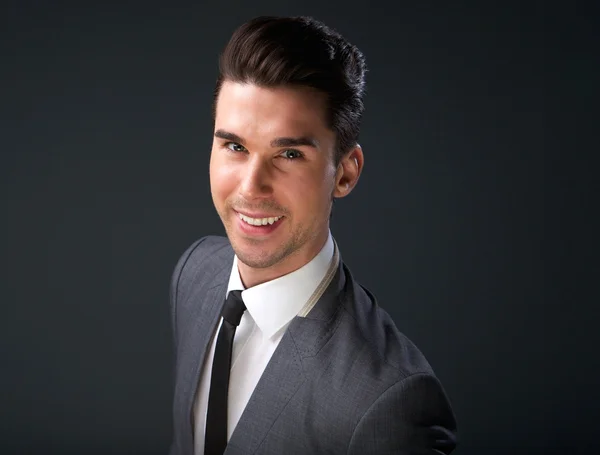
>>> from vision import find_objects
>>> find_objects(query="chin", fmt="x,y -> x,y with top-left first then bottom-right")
230,233 -> 296,268
234,247 -> 284,270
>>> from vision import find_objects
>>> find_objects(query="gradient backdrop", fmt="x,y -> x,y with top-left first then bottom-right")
1,1 -> 596,454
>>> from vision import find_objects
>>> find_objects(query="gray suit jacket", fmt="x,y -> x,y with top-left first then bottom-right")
169,236 -> 458,455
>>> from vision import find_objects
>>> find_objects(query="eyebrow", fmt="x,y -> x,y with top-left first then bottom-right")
214,129 -> 319,148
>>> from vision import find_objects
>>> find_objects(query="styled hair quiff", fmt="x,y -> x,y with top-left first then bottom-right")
213,16 -> 367,165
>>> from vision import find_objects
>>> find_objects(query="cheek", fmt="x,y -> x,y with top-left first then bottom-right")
210,153 -> 238,200
286,167 -> 335,210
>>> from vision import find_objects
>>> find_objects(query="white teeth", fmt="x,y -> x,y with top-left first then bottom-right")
238,213 -> 282,226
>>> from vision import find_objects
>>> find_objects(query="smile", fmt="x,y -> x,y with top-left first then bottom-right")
237,212 -> 284,226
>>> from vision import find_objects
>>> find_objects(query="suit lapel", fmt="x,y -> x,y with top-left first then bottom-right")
225,260 -> 348,454
225,332 -> 306,454
177,277 -> 228,454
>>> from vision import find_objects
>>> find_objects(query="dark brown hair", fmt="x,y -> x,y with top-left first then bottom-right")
213,16 -> 367,165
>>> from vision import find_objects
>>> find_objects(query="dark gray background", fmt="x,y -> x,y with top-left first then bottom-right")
1,1 -> 597,454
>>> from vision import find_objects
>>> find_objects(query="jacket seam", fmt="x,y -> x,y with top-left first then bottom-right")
339,289 -> 412,374
345,372 -> 431,454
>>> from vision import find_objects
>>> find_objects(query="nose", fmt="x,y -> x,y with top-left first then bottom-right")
238,156 -> 273,200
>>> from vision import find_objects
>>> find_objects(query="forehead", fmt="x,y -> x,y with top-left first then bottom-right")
214,81 -> 332,143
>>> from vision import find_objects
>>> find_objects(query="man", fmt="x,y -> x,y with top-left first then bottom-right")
169,16 -> 457,455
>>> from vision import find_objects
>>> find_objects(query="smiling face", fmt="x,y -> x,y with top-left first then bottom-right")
210,81 -> 361,286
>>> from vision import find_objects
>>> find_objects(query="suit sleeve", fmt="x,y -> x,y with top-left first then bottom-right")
347,373 -> 458,455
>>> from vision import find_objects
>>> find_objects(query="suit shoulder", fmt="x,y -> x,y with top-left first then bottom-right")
171,235 -> 232,293
174,235 -> 230,268
340,270 -> 435,382
181,235 -> 230,260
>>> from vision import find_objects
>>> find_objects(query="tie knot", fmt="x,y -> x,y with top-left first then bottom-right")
222,290 -> 246,326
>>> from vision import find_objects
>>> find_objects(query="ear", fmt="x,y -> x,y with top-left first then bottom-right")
333,144 -> 364,198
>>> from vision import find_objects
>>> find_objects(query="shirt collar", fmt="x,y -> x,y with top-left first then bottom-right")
226,231 -> 334,339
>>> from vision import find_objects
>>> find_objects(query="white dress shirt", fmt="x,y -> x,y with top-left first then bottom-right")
193,232 -> 335,455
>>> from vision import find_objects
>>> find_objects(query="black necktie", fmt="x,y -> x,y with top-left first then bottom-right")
204,290 -> 246,455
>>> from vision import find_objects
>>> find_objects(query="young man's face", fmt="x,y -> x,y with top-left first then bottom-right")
210,81 -> 354,284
